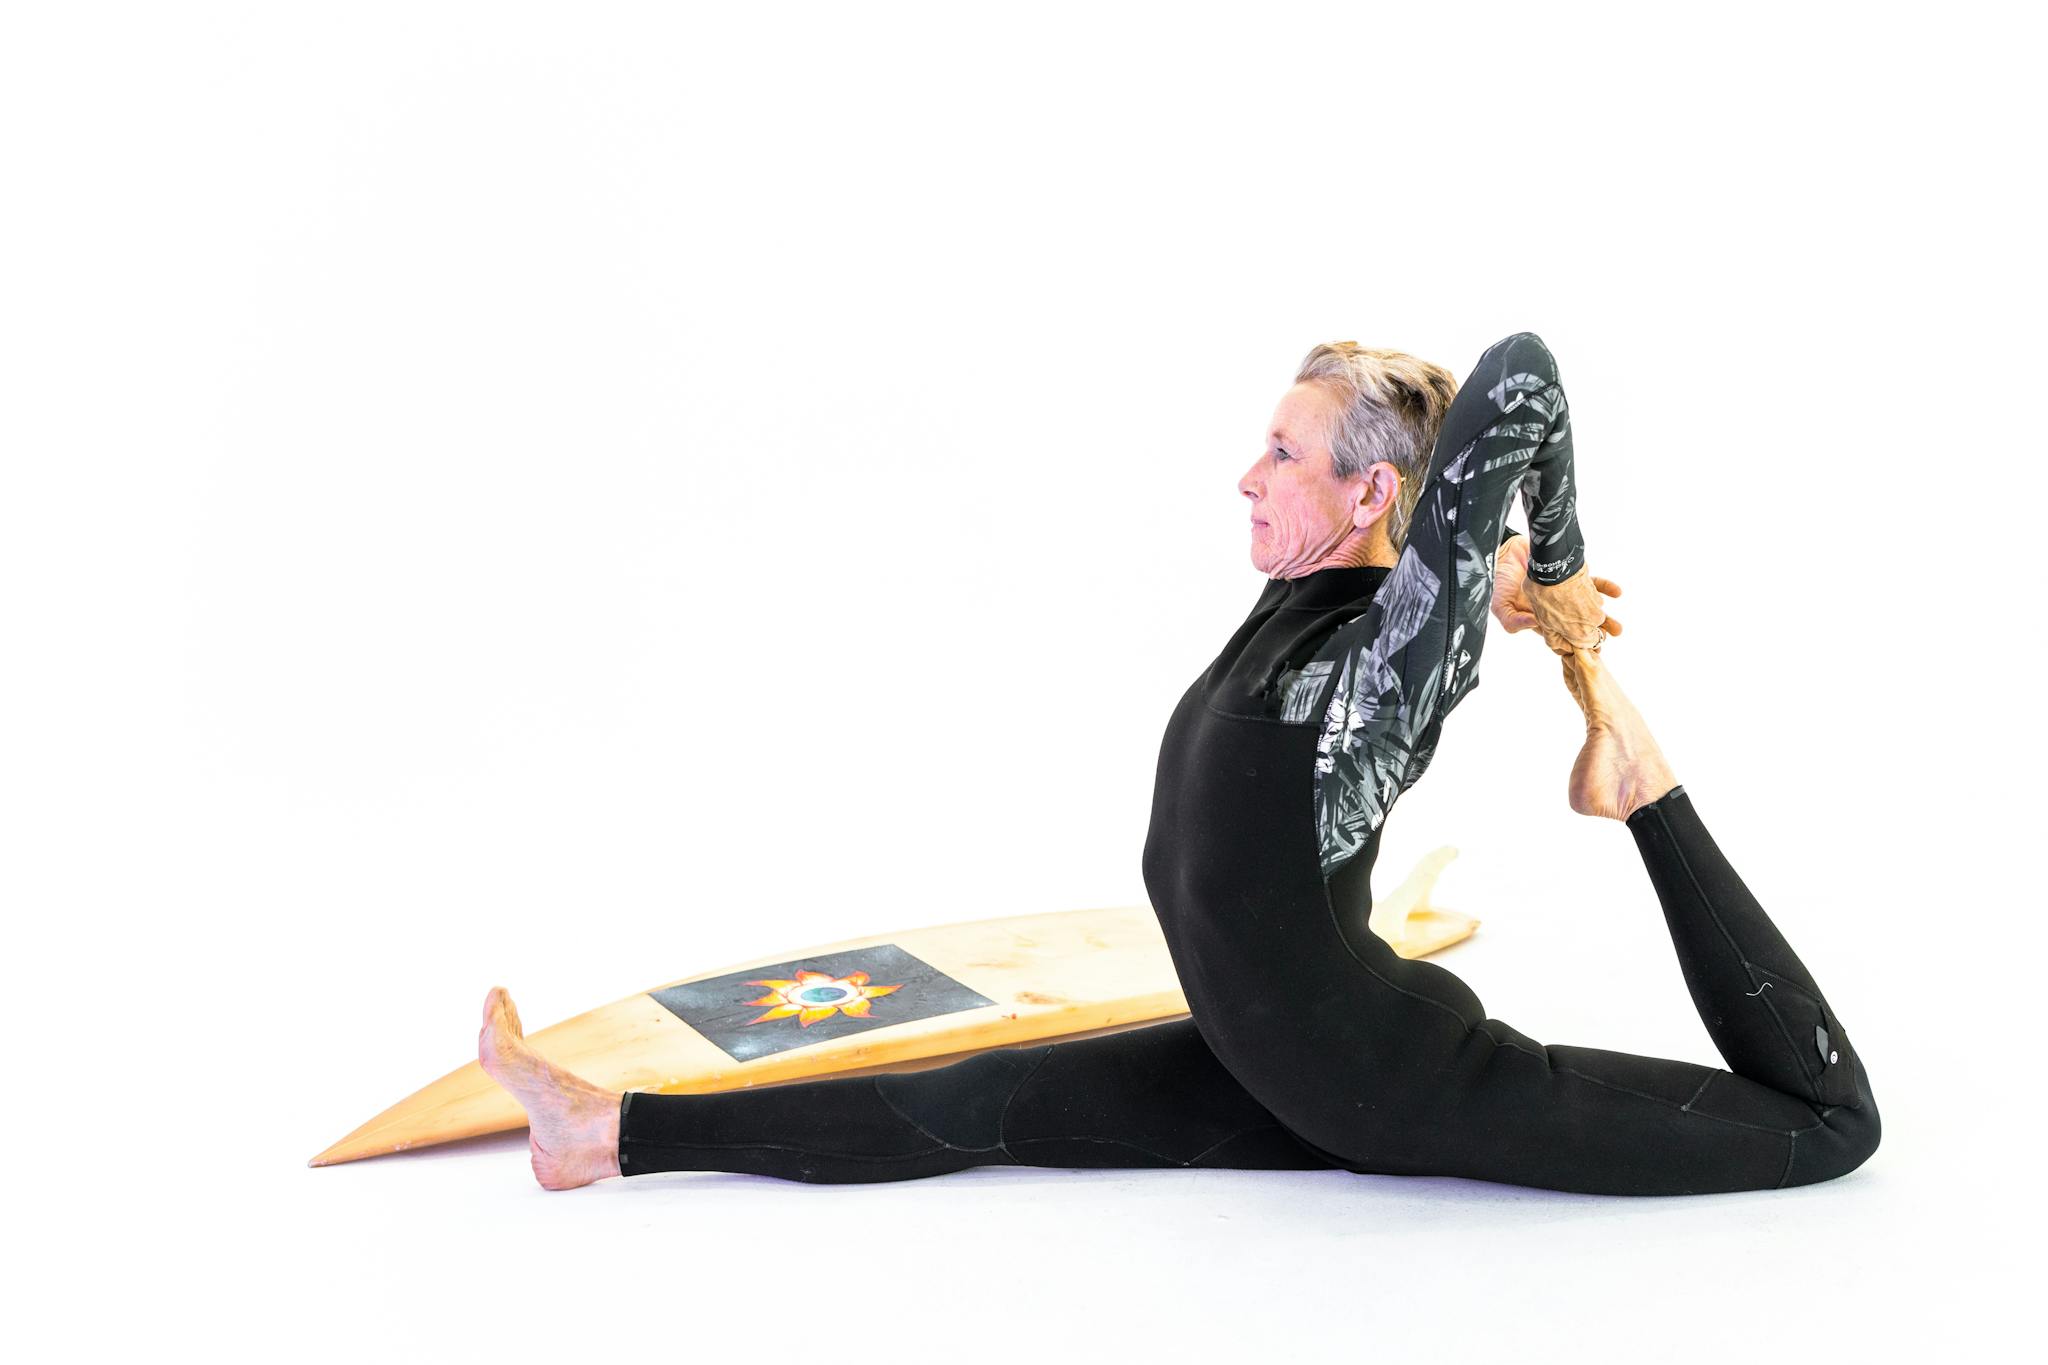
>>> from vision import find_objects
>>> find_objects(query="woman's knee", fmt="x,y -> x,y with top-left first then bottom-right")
1782,1077 -> 1882,1188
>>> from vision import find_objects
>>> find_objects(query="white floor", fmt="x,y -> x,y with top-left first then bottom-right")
71,766 -> 2029,1362
269,1132 -> 1988,1364
185,904 -> 2021,1363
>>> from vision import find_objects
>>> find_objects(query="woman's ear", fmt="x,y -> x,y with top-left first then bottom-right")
1351,462 -> 1400,530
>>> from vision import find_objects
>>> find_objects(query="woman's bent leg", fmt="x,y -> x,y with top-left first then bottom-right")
1359,784 -> 1880,1196
617,1016 -> 1340,1183
1277,333 -> 1877,1194
1626,785 -> 1870,1114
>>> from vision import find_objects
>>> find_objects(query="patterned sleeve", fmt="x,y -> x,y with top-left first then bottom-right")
1506,369 -> 1585,586
1311,333 -> 1582,877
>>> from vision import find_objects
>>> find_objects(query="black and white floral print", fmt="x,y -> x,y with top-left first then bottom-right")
1312,333 -> 1586,879
1277,658 -> 1335,723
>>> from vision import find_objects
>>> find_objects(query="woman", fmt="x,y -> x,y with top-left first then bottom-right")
477,332 -> 1880,1196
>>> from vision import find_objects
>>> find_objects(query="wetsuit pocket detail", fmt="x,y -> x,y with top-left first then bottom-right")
1742,962 -> 1862,1109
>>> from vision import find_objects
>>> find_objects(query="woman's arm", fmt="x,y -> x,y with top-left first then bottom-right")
1312,333 -> 1586,871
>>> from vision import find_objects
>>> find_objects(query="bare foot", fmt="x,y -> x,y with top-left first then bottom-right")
1559,649 -> 1679,822
477,986 -> 624,1190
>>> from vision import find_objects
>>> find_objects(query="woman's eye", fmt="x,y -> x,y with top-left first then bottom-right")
1275,448 -> 1291,461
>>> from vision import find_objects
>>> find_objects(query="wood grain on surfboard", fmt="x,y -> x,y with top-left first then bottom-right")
310,849 -> 1477,1167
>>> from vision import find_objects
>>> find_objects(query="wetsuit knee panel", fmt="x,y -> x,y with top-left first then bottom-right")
870,1045 -> 1048,1151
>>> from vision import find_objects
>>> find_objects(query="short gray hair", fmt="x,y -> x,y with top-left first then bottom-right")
1293,342 -> 1459,552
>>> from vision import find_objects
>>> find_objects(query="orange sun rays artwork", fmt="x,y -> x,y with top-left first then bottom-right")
741,968 -> 905,1028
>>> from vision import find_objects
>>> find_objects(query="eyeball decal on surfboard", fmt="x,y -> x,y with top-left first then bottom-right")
648,943 -> 1000,1063
741,969 -> 904,1027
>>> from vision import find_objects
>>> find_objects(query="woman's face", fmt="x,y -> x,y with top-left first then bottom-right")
1239,382 -> 1370,578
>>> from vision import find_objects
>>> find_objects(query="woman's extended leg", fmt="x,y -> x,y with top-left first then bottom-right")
618,1016 -> 1339,1183
477,990 -> 1338,1188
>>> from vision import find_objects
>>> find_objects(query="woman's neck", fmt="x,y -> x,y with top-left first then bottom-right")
1277,527 -> 1398,578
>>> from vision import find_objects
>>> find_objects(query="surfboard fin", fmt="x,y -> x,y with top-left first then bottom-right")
1369,845 -> 1479,959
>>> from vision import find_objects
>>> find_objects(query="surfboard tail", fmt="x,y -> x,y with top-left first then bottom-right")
309,994 -> 676,1166
309,1059 -> 525,1166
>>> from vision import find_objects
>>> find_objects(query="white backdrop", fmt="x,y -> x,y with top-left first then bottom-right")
5,2 -> 2041,1360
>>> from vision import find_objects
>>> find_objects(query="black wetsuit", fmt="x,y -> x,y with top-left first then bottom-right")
616,333 -> 1879,1196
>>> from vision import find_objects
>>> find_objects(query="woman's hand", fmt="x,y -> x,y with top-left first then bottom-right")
1495,535 -> 1624,653
1490,534 -> 1541,634
1522,559 -> 1624,656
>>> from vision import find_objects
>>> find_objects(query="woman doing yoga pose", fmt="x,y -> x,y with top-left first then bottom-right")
476,332 -> 1880,1197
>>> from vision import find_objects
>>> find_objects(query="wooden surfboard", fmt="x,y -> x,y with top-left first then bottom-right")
309,846 -> 1478,1167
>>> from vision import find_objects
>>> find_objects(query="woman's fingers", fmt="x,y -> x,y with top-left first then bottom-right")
1591,577 -> 1623,638
1594,577 -> 1622,635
